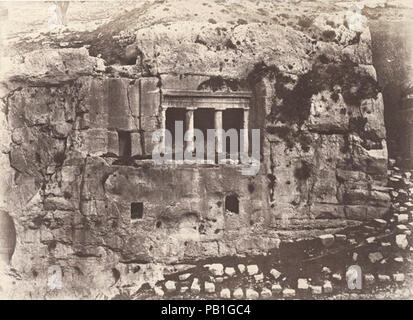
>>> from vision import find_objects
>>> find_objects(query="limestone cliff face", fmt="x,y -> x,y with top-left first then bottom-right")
0,0 -> 390,298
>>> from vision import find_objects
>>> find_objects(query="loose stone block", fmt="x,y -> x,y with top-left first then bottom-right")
322,267 -> 331,274
246,288 -> 259,300
254,273 -> 264,282
270,268 -> 281,280
396,224 -> 409,232
364,274 -> 375,285
282,288 -> 295,298
247,264 -> 259,275
406,202 -> 413,208
397,214 -> 409,223
378,274 -> 391,282
178,273 -> 191,281
237,264 -> 246,273
206,263 -> 224,276
233,288 -> 244,299
164,280 -> 176,293
204,281 -> 215,294
335,234 -> 347,241
368,252 -> 383,263
224,267 -> 236,277
323,281 -> 333,294
190,278 -> 201,294
271,284 -> 282,295
332,273 -> 342,281
220,288 -> 231,299
396,234 -> 408,249
394,256 -> 404,263
311,286 -> 322,295
319,234 -> 335,247
154,286 -> 164,297
373,219 -> 387,227
393,273 -> 405,283
260,288 -> 272,299
215,277 -> 224,283
297,278 -> 309,291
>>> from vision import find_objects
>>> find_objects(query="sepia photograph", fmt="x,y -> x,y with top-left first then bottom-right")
0,0 -> 413,306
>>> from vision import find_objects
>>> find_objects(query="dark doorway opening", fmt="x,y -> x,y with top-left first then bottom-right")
194,108 -> 215,158
225,195 -> 239,214
131,202 -> 144,220
118,131 -> 131,158
223,109 -> 243,158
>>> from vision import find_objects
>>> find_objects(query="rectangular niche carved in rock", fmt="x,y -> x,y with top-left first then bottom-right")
131,202 -> 144,220
118,131 -> 132,158
225,194 -> 239,214
166,108 -> 186,157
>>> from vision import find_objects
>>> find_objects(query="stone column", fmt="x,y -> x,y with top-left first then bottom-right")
214,110 -> 223,156
185,108 -> 195,153
242,109 -> 249,155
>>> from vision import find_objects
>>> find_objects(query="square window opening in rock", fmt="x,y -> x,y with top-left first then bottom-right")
131,202 -> 144,220
225,195 -> 239,214
118,131 -> 132,158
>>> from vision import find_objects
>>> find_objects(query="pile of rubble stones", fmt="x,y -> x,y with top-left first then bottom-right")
133,159 -> 413,300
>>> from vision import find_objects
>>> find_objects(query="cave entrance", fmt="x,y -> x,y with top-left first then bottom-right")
0,211 -> 16,265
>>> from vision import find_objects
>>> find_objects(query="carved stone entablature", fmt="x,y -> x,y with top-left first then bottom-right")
162,90 -> 252,110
